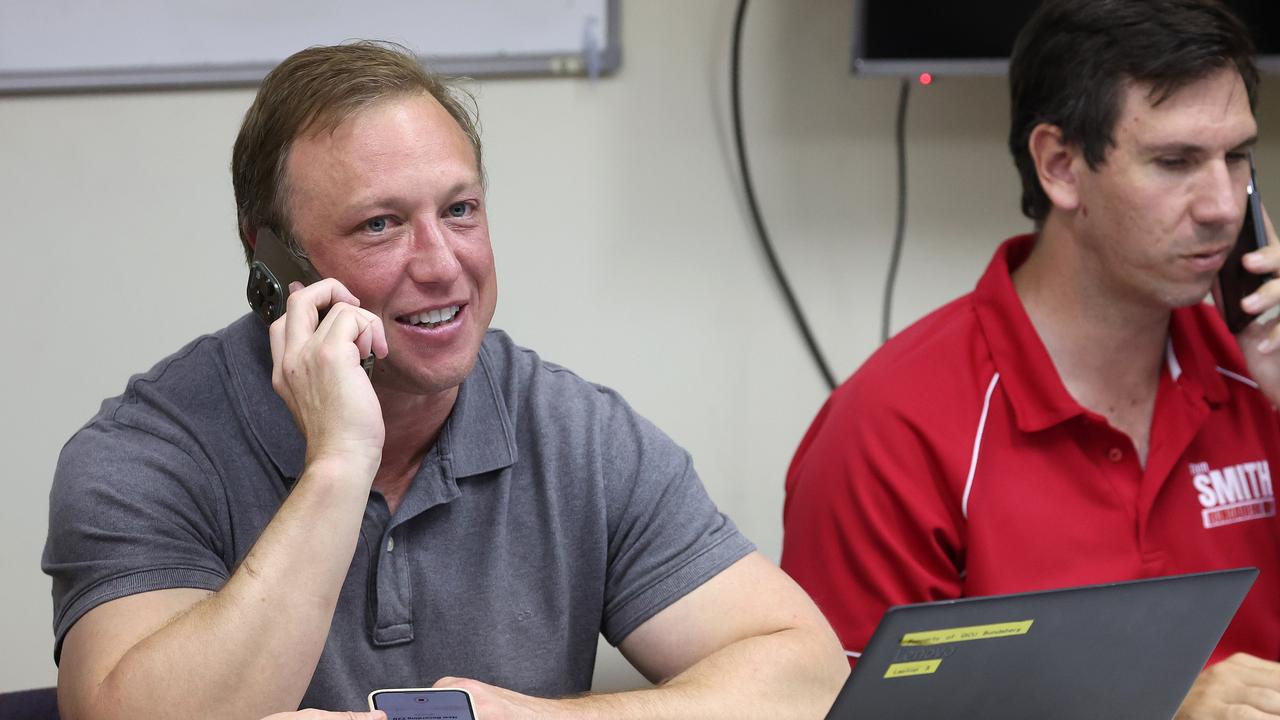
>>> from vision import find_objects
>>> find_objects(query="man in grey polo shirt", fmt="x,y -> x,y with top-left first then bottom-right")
43,42 -> 847,720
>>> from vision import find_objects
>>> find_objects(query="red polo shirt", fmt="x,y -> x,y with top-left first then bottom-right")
782,235 -> 1280,665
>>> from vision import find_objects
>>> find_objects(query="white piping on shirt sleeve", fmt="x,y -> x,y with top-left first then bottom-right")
962,373 -> 1001,520
1170,337 -> 1257,388
1216,366 -> 1260,389
844,650 -> 862,658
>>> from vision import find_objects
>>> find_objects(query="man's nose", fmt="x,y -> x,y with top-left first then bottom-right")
407,218 -> 463,284
1192,159 -> 1246,228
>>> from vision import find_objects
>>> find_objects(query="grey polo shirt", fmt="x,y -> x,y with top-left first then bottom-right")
44,314 -> 753,711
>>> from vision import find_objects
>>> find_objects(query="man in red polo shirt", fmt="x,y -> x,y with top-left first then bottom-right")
782,0 -> 1280,716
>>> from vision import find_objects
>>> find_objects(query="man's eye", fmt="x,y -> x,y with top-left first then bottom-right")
1156,157 -> 1188,169
447,202 -> 471,218
365,217 -> 388,232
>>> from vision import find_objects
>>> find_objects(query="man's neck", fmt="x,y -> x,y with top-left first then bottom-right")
371,383 -> 459,514
1012,220 -> 1172,465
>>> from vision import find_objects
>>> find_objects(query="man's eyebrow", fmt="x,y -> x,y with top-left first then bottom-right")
1140,136 -> 1258,156
1234,135 -> 1260,152
443,178 -> 484,197
345,178 -> 484,210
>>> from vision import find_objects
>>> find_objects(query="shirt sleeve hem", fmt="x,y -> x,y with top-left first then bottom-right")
602,532 -> 755,647
53,566 -> 228,664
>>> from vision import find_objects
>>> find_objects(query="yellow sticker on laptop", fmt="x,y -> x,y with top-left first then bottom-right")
883,659 -> 942,678
900,620 -> 1034,646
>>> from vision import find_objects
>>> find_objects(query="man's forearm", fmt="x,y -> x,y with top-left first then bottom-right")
88,459 -> 372,720
563,625 -> 846,720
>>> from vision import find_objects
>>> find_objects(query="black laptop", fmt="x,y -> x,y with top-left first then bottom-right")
825,568 -> 1257,720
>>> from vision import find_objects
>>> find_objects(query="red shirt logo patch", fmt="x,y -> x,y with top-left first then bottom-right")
1190,460 -> 1275,529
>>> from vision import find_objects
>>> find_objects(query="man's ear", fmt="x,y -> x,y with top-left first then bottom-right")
1028,123 -> 1084,213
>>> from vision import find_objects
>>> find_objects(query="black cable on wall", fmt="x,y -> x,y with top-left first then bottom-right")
881,78 -> 911,344
731,0 -> 839,391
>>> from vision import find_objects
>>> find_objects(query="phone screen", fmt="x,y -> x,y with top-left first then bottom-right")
368,688 -> 478,720
1214,156 -> 1270,333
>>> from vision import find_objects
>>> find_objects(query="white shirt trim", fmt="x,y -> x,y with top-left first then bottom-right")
1166,340 -> 1183,381
1216,366 -> 1260,389
844,650 -> 862,658
962,373 -> 1001,520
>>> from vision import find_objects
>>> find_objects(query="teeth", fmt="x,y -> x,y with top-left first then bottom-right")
407,305 -> 459,327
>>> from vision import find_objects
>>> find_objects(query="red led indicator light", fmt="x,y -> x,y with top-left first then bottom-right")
919,72 -> 934,86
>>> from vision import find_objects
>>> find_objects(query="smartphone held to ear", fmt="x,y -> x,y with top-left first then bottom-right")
1214,156 -> 1272,334
368,687 -> 478,720
246,227 -> 375,376
246,227 -> 321,325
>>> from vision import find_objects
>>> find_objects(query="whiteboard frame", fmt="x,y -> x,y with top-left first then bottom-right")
0,0 -> 619,94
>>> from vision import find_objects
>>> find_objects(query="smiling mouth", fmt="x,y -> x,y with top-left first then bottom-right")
398,305 -> 461,329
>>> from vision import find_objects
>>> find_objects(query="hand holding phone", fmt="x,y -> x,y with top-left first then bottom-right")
368,688 -> 478,720
1213,156 -> 1272,334
246,227 -> 376,376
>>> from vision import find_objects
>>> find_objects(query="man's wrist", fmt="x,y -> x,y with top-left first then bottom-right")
299,452 -> 380,494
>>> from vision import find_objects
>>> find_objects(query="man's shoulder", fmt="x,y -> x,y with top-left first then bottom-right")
477,328 -> 620,406
76,315 -> 258,444
51,317 -> 260,543
839,292 -> 995,417
473,328 -> 673,458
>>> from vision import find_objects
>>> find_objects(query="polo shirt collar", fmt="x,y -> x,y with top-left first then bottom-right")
1166,306 -> 1231,406
438,339 -> 520,478
972,235 -> 1079,432
972,235 -> 1227,433
224,315 -> 518,483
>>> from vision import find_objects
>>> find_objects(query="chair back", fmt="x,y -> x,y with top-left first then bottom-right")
0,687 -> 59,720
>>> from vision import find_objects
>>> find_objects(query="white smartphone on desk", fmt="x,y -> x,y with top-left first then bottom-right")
367,687 -> 478,720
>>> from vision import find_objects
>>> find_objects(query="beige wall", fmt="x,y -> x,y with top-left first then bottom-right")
3,0 -> 1276,695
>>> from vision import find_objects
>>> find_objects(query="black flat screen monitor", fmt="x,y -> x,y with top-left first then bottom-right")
852,0 -> 1280,76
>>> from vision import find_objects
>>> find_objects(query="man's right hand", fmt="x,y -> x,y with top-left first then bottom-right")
1176,653 -> 1280,719
57,277 -> 393,720
269,278 -> 389,476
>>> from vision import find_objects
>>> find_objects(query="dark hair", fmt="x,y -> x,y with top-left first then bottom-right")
1009,0 -> 1258,223
231,41 -> 483,263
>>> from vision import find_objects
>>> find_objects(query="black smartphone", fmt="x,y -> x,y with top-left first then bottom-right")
1214,156 -> 1271,334
246,227 -> 375,375
368,687 -> 478,720
246,227 -> 322,325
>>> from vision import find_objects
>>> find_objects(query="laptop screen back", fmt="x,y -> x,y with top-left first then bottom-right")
826,568 -> 1257,720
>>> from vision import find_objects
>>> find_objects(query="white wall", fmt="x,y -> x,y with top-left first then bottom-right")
3,0 -> 1276,695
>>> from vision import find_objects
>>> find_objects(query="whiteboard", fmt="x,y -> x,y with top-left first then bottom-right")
0,0 -> 619,93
